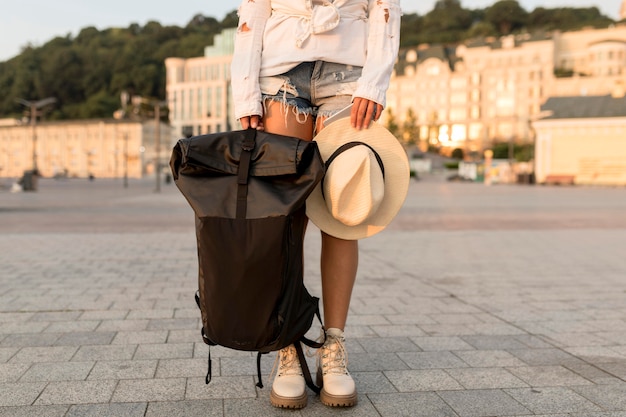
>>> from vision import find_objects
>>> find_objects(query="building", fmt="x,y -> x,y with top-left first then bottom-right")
532,89 -> 626,186
165,27 -> 237,144
386,24 -> 626,156
0,119 -> 170,179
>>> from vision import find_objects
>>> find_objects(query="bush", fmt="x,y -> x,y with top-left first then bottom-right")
451,148 -> 465,160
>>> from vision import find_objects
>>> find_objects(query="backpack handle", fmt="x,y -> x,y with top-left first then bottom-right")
236,128 -> 257,219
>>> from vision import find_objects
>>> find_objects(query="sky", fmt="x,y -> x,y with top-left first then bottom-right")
0,0 -> 622,62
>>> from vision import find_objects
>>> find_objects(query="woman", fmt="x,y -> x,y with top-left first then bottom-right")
231,0 -> 401,409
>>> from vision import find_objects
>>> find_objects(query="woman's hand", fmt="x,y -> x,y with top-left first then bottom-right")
239,115 -> 264,130
351,97 -> 383,130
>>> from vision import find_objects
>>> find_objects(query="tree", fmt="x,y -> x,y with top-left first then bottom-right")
385,108 -> 401,141
401,108 -> 419,146
485,0 -> 529,35
422,0 -> 473,43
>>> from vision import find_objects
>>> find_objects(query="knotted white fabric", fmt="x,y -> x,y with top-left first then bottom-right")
295,1 -> 341,48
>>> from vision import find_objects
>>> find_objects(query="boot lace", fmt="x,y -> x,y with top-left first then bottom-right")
320,335 -> 349,376
272,345 -> 303,378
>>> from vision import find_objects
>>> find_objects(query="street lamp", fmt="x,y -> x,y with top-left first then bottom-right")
15,97 -> 57,175
114,91 -> 131,188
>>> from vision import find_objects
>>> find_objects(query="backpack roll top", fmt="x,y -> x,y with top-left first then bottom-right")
171,130 -> 324,220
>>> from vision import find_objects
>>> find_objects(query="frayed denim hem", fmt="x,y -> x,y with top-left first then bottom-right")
262,96 -> 314,127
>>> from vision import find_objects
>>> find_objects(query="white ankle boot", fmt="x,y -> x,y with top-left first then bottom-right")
317,328 -> 357,407
270,344 -> 307,409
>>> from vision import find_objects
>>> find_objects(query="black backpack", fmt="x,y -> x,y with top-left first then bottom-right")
170,128 -> 325,391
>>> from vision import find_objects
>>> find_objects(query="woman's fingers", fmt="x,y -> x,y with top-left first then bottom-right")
351,98 -> 383,130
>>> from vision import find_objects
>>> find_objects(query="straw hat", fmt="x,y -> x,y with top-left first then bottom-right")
306,118 -> 410,240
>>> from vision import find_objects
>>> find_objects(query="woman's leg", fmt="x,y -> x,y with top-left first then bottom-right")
264,101 -> 315,409
313,117 -> 359,331
320,233 -> 358,331
263,101 -> 314,140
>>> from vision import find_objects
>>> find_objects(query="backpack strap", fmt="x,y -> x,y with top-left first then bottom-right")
236,128 -> 257,219
294,341 -> 321,394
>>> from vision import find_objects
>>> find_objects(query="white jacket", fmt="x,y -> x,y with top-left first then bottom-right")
231,0 -> 401,120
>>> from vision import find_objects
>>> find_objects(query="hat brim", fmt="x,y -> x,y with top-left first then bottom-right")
306,118 -> 410,240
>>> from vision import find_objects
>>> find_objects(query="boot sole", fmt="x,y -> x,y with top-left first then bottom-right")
320,389 -> 358,407
270,390 -> 307,409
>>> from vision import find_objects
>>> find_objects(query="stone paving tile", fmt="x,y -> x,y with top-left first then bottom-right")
185,376 -> 257,400
0,313 -> 34,322
352,371 -> 397,394
397,351 -> 468,370
564,363 -> 623,385
445,367 -> 529,390
349,352 -> 411,372
30,312 -> 82,322
0,405 -> 69,417
146,400 -> 224,417
504,387 -> 602,414
0,322 -> 50,334
355,337 -> 420,353
369,392 -> 460,417
43,321 -> 101,333
454,350 -> 527,367
133,343 -> 193,360
540,332 -> 615,348
507,348 -> 587,366
66,402 -> 147,417
461,335 -> 552,350
438,389 -> 531,417
127,309 -> 174,320
385,369 -> 464,392
155,358 -> 209,378
0,382 -> 47,406
35,380 -> 116,405
571,384 -> 626,410
19,361 -> 95,382
53,331 -> 117,346
78,310 -> 129,321
370,324 -> 427,338
0,363 -> 30,383
10,346 -> 78,364
87,359 -> 157,380
564,346 -> 626,364
506,365 -> 595,387
167,329 -> 202,343
96,319 -> 150,332
111,330 -> 168,345
383,314 -> 437,325
111,378 -> 186,402
146,318 -> 199,331
173,308 -> 199,319
0,333 -> 62,348
71,345 -> 137,361
411,336 -> 475,352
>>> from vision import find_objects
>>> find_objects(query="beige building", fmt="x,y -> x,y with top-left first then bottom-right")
0,119 -> 170,180
165,27 -> 237,143
533,92 -> 626,186
386,24 -> 626,156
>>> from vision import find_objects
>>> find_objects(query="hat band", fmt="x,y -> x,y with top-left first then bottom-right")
321,141 -> 385,201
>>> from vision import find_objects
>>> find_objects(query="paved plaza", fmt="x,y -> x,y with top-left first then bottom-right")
1,173 -> 626,416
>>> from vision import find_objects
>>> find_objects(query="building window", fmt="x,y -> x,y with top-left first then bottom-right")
215,87 -> 223,117
206,88 -> 213,117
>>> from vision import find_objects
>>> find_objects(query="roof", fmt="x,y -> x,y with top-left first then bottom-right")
540,94 -> 626,119
395,45 -> 459,75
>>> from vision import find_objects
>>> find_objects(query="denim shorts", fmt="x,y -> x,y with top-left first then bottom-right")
259,61 -> 362,118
